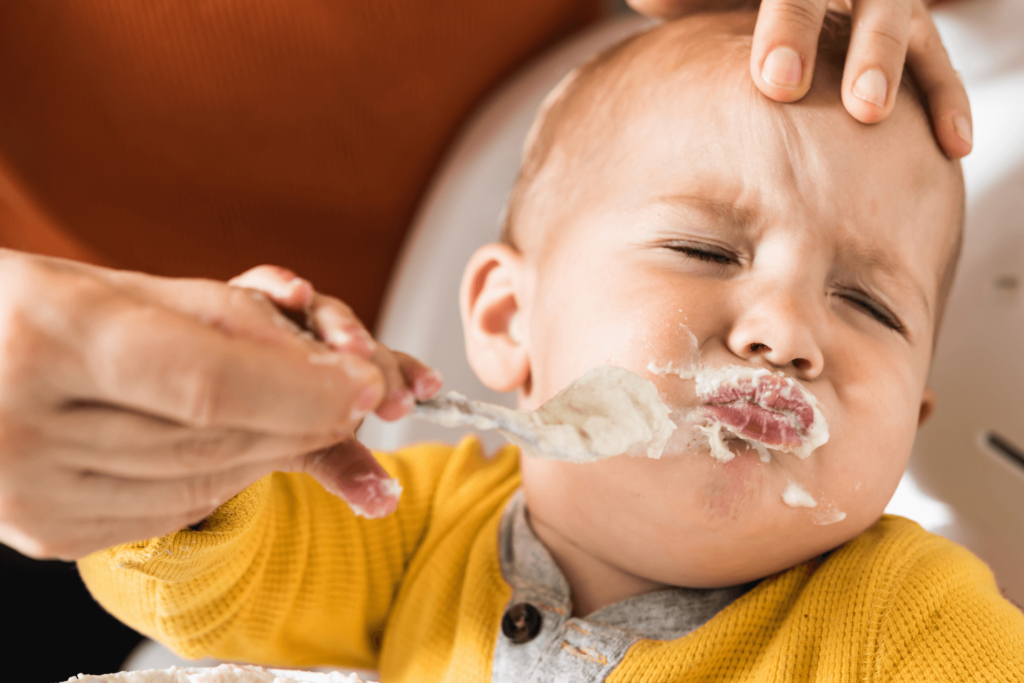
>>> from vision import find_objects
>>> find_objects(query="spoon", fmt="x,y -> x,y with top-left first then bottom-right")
412,392 -> 562,457
410,366 -> 676,462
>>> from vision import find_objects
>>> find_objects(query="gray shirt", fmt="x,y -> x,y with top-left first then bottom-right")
491,491 -> 755,682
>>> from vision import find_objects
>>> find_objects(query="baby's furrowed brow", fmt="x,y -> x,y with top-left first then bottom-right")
834,236 -> 932,321
657,193 -> 759,232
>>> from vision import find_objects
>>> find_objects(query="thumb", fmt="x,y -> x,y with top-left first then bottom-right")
300,440 -> 402,519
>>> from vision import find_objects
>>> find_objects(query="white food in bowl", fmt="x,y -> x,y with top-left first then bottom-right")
62,663 -> 365,683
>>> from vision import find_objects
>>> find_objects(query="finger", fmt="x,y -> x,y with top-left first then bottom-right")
367,343 -> 415,421
229,269 -> 377,361
304,296 -> 412,420
393,351 -> 444,400
750,0 -> 830,102
105,269 -> 320,351
59,457 -> 281,519
80,298 -> 385,435
228,265 -> 316,312
299,440 -> 401,519
903,4 -> 972,158
0,507 -> 217,560
840,0 -> 913,123
305,293 -> 376,359
50,406 -> 340,478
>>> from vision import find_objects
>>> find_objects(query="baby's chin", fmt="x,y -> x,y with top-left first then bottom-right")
522,439 -> 878,589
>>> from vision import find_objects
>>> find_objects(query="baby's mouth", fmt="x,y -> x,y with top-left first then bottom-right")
690,368 -> 830,460
698,375 -> 815,450
651,360 -> 830,461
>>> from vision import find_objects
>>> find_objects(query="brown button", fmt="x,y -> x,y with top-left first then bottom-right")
501,602 -> 543,644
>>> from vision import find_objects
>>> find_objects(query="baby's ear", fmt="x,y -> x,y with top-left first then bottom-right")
918,386 -> 937,427
460,243 -> 530,393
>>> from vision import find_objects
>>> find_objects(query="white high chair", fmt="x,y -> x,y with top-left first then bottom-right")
127,0 -> 1024,673
888,0 -> 1024,609
358,13 -> 654,453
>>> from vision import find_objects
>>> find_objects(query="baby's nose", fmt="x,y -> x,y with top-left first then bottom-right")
727,297 -> 824,379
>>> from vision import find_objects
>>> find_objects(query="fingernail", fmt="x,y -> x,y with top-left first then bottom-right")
761,47 -> 803,88
327,326 -> 376,358
953,114 -> 972,146
341,474 -> 402,519
270,277 -> 305,300
413,369 -> 444,399
327,329 -> 352,347
377,388 -> 415,420
397,389 -> 416,412
853,69 -> 888,107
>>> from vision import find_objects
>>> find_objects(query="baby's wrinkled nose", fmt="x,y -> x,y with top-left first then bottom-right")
726,288 -> 824,379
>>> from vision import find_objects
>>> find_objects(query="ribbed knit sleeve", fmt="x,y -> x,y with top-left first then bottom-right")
872,526 -> 1024,682
609,515 -> 1024,683
78,439 -> 461,671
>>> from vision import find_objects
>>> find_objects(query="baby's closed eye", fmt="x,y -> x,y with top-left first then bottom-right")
662,241 -> 738,266
832,288 -> 905,333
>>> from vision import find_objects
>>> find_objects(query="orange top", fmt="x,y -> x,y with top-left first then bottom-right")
0,0 -> 600,329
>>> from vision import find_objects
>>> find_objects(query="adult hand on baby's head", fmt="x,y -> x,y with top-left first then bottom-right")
627,0 -> 972,159
0,253 -> 439,560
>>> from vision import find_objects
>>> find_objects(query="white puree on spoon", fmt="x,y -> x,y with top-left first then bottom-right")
437,362 -> 842,522
474,366 -> 676,462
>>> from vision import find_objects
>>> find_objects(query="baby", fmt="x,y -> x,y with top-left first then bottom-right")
80,10 -> 1024,682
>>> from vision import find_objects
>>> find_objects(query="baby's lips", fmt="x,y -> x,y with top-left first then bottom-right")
701,403 -> 803,449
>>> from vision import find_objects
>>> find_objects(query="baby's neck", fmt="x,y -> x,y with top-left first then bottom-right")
527,510 -> 665,617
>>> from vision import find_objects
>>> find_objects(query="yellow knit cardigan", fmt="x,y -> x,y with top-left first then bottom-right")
79,437 -> 1024,682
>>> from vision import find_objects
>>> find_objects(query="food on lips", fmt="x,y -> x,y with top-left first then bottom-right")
692,366 -> 830,462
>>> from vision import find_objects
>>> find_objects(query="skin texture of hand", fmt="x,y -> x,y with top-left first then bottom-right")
0,254 -> 440,560
627,0 -> 972,159
228,265 -> 443,521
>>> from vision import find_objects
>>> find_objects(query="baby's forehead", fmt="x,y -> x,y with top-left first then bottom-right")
508,11 -> 963,336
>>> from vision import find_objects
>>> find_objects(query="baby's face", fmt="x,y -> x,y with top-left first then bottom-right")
512,17 -> 962,588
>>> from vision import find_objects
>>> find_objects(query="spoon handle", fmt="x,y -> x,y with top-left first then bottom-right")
412,393 -> 540,448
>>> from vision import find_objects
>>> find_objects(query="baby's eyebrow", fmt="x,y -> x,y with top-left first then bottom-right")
657,192 -> 758,231
834,234 -> 933,321
657,193 -> 934,323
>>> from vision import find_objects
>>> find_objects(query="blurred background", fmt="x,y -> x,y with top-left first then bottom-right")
0,1 -> 623,681
2,0 -> 1021,680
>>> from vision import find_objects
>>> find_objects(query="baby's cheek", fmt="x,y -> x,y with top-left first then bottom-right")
810,399 -> 918,527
